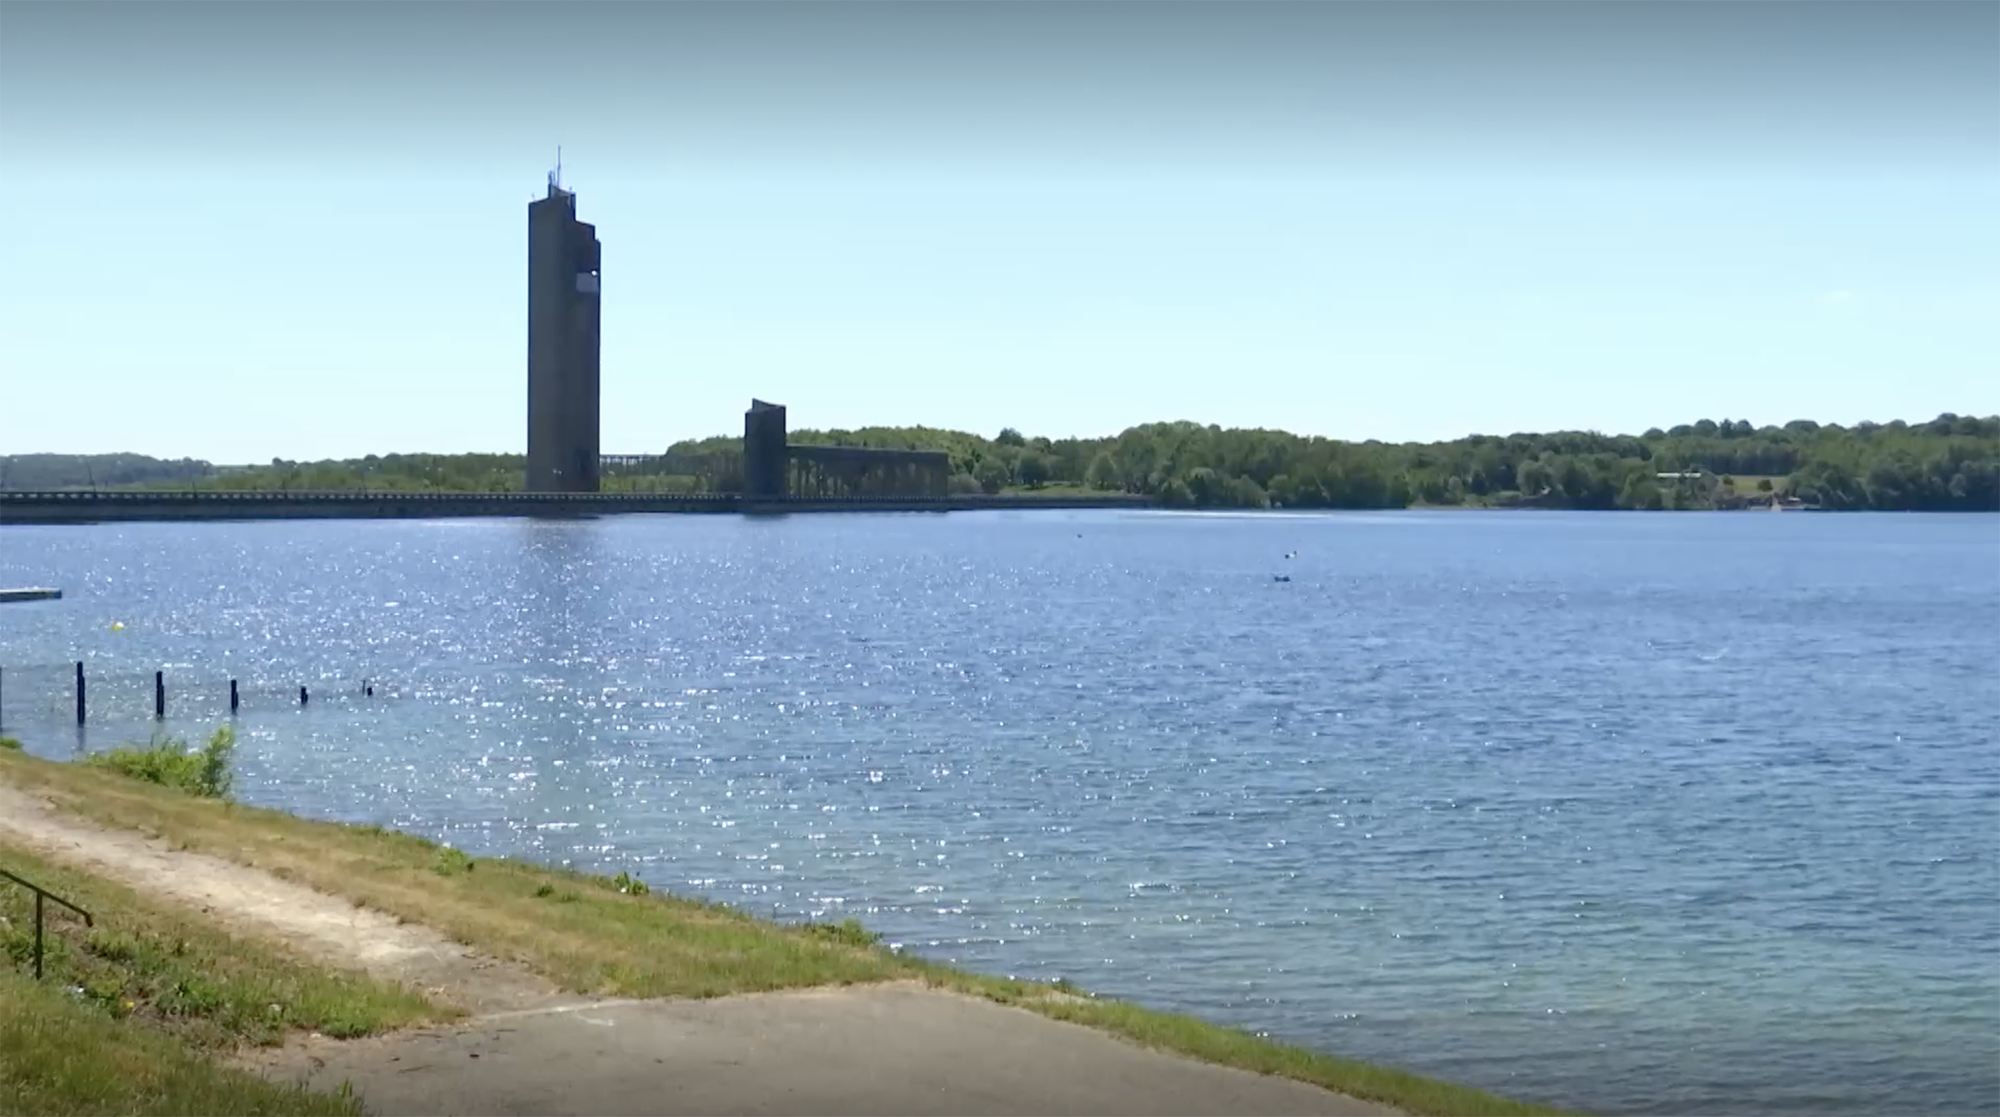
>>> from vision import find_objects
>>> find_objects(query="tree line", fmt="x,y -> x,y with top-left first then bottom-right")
0,452 -> 212,490
750,413 -> 2000,512
8,414 -> 1995,512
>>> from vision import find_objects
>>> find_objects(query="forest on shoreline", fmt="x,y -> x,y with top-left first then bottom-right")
6,413 -> 1997,512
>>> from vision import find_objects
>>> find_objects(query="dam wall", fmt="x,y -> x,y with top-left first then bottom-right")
0,490 -> 1152,525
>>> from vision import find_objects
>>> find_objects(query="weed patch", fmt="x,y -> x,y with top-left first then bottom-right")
804,918 -> 882,949
431,847 -> 475,877
0,968 -> 364,1117
84,726 -> 236,799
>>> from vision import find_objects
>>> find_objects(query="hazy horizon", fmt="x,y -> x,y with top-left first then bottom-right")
2,1 -> 1995,461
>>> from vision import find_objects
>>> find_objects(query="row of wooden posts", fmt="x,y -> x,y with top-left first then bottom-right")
0,663 -> 371,730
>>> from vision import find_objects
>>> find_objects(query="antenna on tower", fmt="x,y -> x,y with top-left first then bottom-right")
556,146 -> 562,188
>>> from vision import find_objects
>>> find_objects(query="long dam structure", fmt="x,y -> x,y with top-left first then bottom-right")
0,489 -> 1149,525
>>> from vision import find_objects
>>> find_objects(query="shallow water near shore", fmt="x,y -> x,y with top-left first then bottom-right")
3,509 -> 1995,1115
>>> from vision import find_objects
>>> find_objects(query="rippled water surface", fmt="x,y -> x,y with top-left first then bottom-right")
2,510 -> 1995,1114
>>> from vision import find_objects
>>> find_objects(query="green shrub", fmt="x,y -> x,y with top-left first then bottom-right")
804,918 -> 881,949
84,726 -> 236,799
0,737 -> 21,751
611,871 -> 649,896
431,847 -> 475,877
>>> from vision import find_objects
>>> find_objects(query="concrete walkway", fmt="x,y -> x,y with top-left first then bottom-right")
246,984 -> 1395,1116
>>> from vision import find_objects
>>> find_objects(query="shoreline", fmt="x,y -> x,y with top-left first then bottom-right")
0,744 -> 1560,1117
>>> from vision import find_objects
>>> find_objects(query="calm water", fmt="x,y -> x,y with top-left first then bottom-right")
1,510 -> 1995,1115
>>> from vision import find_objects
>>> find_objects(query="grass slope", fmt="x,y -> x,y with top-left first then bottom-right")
0,831 -> 440,1116
0,969 -> 362,1117
0,838 -> 438,1048
0,748 -> 1564,1117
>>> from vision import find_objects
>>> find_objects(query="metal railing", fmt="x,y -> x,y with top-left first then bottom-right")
0,868 -> 94,980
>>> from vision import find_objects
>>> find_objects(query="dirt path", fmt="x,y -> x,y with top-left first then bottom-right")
0,782 -> 1397,1116
0,783 -> 566,1016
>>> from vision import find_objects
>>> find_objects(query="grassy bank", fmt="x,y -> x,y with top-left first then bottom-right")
0,969 -> 362,1117
0,828 -> 441,1116
0,747 -> 1562,1117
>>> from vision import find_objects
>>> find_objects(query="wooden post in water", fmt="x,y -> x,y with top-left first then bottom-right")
74,662 -> 84,726
229,679 -> 239,714
155,671 -> 165,720
299,686 -> 309,706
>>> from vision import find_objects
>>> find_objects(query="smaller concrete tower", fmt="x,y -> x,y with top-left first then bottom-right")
744,399 -> 789,499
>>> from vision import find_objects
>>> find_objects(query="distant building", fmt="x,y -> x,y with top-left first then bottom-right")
744,399 -> 789,499
1655,471 -> 1707,481
742,398 -> 950,500
526,170 -> 602,493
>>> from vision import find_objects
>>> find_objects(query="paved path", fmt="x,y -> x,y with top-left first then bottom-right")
0,782 -> 1396,1117
246,984 -> 1395,1116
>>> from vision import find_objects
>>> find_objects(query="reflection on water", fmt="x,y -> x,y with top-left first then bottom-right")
2,509 -> 1996,1115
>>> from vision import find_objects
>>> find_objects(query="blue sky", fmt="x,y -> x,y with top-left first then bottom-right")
1,1 -> 1995,462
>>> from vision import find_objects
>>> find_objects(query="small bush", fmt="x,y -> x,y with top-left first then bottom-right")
84,726 -> 235,799
0,736 -> 22,751
612,871 -> 649,896
804,918 -> 881,949
431,847 -> 475,877
533,883 -> 555,898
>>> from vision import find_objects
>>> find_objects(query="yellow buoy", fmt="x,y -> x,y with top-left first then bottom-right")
110,622 -> 125,631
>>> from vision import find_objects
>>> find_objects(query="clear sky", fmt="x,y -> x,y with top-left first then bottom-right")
1,1 -> 1995,463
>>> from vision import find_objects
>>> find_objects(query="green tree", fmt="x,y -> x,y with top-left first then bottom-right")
974,457 -> 1011,495
1619,473 -> 1664,510
1230,475 -> 1270,508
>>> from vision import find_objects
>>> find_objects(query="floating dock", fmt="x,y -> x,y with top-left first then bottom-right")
0,587 -> 62,603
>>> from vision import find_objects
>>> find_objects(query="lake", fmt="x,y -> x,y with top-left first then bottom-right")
1,509 -> 1995,1115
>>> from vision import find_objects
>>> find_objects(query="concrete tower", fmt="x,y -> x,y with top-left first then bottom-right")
744,398 -> 789,499
526,167 -> 602,493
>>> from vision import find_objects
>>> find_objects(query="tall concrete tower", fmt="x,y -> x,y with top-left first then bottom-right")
526,167 -> 602,493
